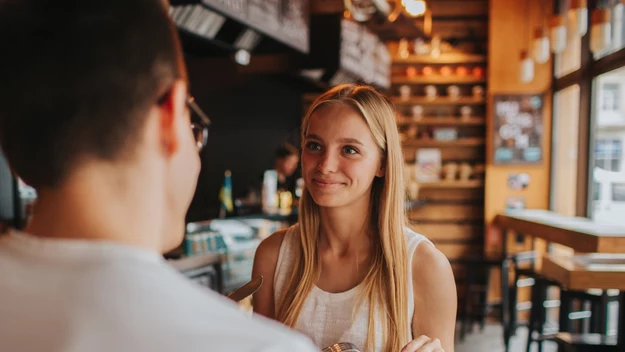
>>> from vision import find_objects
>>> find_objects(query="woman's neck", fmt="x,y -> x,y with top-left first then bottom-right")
318,195 -> 372,257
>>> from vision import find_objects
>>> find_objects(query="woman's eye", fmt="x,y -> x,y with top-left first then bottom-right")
306,142 -> 321,151
343,146 -> 358,155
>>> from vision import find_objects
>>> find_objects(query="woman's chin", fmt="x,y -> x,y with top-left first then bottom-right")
310,193 -> 349,208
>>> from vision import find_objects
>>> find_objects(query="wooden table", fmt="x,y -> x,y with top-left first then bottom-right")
494,209 -> 625,253
542,253 -> 625,291
542,253 -> 625,347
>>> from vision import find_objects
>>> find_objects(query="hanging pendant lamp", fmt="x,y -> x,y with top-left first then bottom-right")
533,26 -> 551,63
569,0 -> 589,37
613,0 -> 625,49
590,8 -> 612,54
520,50 -> 535,83
550,14 -> 567,53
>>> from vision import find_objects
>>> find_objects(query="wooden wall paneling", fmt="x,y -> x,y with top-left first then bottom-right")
408,203 -> 484,221
387,0 -> 491,314
403,146 -> 486,163
431,20 -> 489,40
483,0 -> 554,307
437,242 -> 484,260
485,0 -> 553,245
410,222 -> 485,242
417,188 -> 485,201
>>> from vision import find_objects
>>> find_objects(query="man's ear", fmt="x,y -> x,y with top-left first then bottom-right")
158,79 -> 188,156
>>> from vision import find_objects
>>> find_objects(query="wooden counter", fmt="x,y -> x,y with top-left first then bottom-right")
542,253 -> 625,347
494,209 -> 625,253
542,253 -> 625,291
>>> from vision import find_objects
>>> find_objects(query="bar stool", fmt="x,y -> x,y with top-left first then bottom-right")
526,286 -> 621,352
459,252 -> 505,341
460,250 -> 548,352
501,251 -> 562,352
545,292 -> 621,352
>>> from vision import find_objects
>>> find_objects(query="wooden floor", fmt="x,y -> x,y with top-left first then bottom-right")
456,300 -> 620,351
455,324 -> 557,352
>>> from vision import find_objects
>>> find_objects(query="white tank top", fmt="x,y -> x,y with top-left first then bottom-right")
273,225 -> 432,351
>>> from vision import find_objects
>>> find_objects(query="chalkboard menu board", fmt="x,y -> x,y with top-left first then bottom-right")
492,94 -> 544,164
201,0 -> 309,53
339,19 -> 390,89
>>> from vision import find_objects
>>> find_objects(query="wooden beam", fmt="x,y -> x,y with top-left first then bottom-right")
575,0 -> 593,218
310,0 -> 344,14
429,1 -> 489,17
235,54 -> 299,74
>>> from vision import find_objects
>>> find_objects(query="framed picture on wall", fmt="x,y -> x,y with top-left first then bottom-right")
492,94 -> 544,164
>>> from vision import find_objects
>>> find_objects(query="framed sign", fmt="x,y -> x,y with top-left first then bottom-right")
492,94 -> 544,165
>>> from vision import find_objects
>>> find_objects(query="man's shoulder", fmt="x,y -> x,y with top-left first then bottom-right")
119,290 -> 319,352
96,264 -> 319,351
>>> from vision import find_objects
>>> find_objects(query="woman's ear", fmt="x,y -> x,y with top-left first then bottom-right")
376,157 -> 386,178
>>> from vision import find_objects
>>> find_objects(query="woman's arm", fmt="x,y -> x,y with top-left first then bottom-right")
410,242 -> 457,352
251,229 -> 287,319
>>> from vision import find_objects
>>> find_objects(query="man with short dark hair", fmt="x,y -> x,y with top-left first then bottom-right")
0,1 -> 317,351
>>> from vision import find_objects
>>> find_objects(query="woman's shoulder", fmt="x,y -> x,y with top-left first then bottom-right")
255,224 -> 298,259
408,228 -> 453,282
403,226 -> 433,248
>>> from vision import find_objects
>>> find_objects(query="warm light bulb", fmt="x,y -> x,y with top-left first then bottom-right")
550,15 -> 567,54
402,0 -> 427,17
234,49 -> 250,66
569,0 -> 588,37
613,2 -> 624,50
519,51 -> 534,83
532,27 -> 550,64
590,8 -> 612,54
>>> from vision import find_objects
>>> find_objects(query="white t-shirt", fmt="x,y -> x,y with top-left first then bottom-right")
0,231 -> 318,352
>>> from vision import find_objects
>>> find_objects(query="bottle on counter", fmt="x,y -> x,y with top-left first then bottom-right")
219,170 -> 233,219
295,177 -> 304,199
262,169 -> 278,214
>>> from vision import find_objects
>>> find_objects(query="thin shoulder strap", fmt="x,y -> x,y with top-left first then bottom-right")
405,228 -> 433,338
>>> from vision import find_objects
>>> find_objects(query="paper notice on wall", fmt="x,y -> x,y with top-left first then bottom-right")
415,148 -> 442,182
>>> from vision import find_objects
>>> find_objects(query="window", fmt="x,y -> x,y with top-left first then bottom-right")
589,67 -> 625,225
551,0 -> 625,223
554,30 -> 581,78
593,3 -> 625,60
612,183 -> 625,201
601,83 -> 620,111
550,85 -> 580,216
593,182 -> 601,201
594,139 -> 622,171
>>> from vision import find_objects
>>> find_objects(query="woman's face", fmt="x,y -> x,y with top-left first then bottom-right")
302,104 -> 384,209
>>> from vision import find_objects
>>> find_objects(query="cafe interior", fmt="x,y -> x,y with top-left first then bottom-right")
2,0 -> 625,351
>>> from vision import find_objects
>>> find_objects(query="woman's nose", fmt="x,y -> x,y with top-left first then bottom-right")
317,150 -> 339,174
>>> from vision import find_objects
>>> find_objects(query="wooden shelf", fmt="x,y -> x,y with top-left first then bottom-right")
392,97 -> 486,106
392,76 -> 485,85
397,117 -> 485,126
418,180 -> 484,189
403,138 -> 485,147
392,53 -> 487,65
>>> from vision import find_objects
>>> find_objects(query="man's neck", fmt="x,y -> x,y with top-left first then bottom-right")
26,169 -> 165,253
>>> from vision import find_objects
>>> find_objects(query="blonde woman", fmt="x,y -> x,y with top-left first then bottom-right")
252,84 -> 457,352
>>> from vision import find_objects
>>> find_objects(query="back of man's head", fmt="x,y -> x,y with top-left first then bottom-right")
0,0 -> 186,189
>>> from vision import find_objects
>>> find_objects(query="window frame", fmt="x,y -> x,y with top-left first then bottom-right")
550,0 -> 625,217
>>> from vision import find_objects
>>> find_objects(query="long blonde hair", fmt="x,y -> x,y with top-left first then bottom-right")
276,84 -> 409,351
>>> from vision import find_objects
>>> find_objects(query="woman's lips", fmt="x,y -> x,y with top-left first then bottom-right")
312,179 -> 344,189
